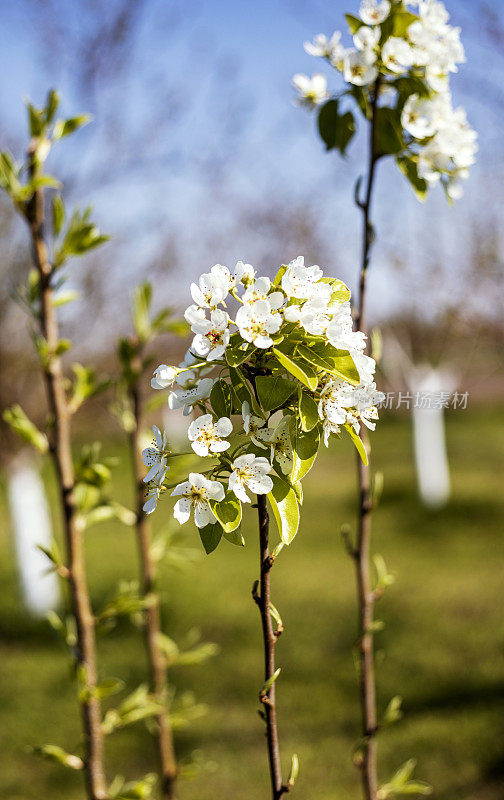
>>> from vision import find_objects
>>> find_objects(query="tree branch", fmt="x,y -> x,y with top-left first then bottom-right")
128,363 -> 178,799
255,494 -> 288,800
25,158 -> 107,800
353,77 -> 382,800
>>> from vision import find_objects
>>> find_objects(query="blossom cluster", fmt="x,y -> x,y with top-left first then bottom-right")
293,0 -> 477,199
142,258 -> 383,544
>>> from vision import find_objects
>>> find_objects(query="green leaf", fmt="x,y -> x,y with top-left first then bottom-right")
392,10 -> 418,38
223,527 -> 245,546
210,490 -> 242,533
349,85 -> 371,120
393,76 -> 430,110
396,156 -> 428,201
272,264 -> 287,286
229,366 -> 262,416
210,379 -> 233,418
268,474 -> 299,545
297,342 -> 360,384
318,100 -> 356,154
198,522 -> 223,554
51,194 -> 65,237
131,282 -> 152,343
374,107 -> 404,157
52,114 -> 92,140
255,375 -> 297,412
225,333 -> 254,366
328,279 -> 352,304
3,404 -> 48,453
345,424 -> 368,465
345,13 -> 365,33
289,418 -> 320,483
298,390 -> 319,432
273,346 -> 318,391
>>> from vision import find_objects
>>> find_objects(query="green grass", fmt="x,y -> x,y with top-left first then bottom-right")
1,407 -> 503,800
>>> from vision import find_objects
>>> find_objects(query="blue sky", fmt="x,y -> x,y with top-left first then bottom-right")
0,0 -> 502,322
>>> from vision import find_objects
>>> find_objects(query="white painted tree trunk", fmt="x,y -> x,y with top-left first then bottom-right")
7,455 -> 60,615
409,368 -> 456,510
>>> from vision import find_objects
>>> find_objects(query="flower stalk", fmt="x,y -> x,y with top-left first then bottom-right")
25,152 -> 107,800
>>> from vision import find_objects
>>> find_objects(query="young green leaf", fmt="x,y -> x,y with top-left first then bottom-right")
273,346 -> 318,391
298,389 -> 319,432
268,475 -> 300,544
210,490 -> 242,533
131,282 -> 152,343
3,404 -> 49,453
345,13 -> 365,33
289,418 -> 320,482
31,744 -> 84,771
345,424 -> 369,465
52,114 -> 92,140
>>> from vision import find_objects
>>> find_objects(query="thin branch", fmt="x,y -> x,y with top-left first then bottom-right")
128,351 -> 178,800
353,77 -> 381,800
255,493 -> 288,800
25,153 -> 107,800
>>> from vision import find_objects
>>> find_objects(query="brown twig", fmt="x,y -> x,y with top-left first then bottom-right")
353,77 -> 382,800
25,158 -> 107,800
255,494 -> 288,800
128,359 -> 178,800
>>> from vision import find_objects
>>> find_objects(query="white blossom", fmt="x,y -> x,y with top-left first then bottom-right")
191,309 -> 230,361
254,417 -> 293,475
343,49 -> 378,86
242,277 -> 284,310
171,473 -> 225,528
142,425 -> 169,484
187,414 -> 233,457
281,256 -> 327,300
168,374 -> 215,416
242,401 -> 265,439
229,454 -> 273,503
235,299 -> 281,349
318,378 -> 384,445
190,269 -> 228,309
401,94 -> 437,138
292,73 -> 329,108
151,364 -> 181,390
353,26 -> 380,52
143,484 -> 162,515
234,260 -> 256,287
304,31 -> 343,59
359,0 -> 391,26
381,36 -> 414,73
